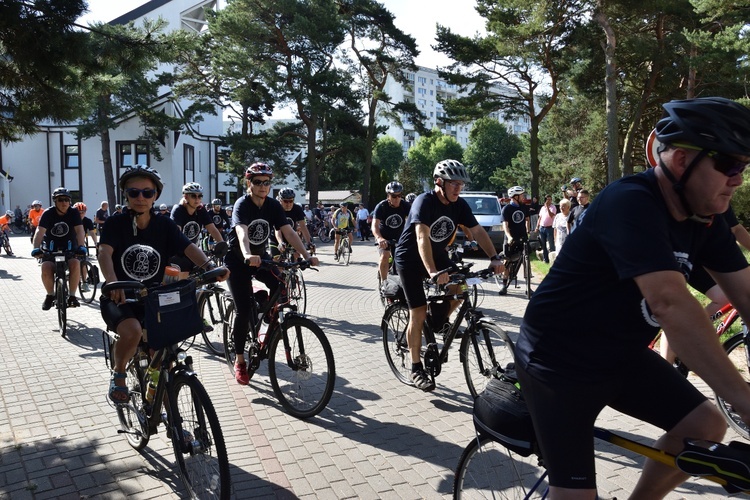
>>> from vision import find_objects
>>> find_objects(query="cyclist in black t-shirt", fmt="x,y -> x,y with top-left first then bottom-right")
515,97 -> 750,497
170,183 -> 224,274
209,198 -> 231,237
498,185 -> 529,295
372,181 -> 410,282
394,160 -> 504,391
270,187 -> 313,258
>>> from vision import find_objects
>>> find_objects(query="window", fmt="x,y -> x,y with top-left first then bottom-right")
64,145 -> 79,169
417,87 -> 427,95
184,145 -> 195,172
417,99 -> 426,107
417,76 -> 427,85
430,90 -> 433,96
404,72 -> 415,81
118,142 -> 149,168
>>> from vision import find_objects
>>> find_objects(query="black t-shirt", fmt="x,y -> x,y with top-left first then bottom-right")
516,169 -> 748,379
501,202 -> 527,240
209,208 -> 231,233
170,204 -> 213,244
101,213 -> 191,286
228,195 -> 289,256
39,206 -> 82,251
567,203 -> 590,232
81,216 -> 95,233
372,199 -> 411,242
95,208 -> 109,227
270,203 -> 306,245
395,191 -> 478,269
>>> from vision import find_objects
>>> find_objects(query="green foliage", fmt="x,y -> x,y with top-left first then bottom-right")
406,128 -> 463,183
372,136 -> 404,175
463,117 -> 522,192
730,178 -> 750,227
395,159 -> 424,195
491,134 -> 531,194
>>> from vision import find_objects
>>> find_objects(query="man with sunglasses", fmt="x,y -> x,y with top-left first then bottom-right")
225,163 -> 318,385
170,182 -> 225,272
98,165 -> 227,404
372,181 -> 410,283
31,187 -> 86,310
269,188 -> 314,259
514,97 -> 750,498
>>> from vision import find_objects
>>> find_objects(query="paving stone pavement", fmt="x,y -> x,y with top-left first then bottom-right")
0,232 -> 742,499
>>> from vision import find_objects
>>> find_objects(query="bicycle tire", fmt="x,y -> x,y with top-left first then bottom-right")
453,435 -> 548,499
318,227 -> 331,243
10,223 -> 23,235
268,315 -> 335,419
116,359 -> 150,450
79,261 -> 97,303
199,289 -> 226,356
2,236 -> 12,255
222,301 -> 238,375
288,269 -> 307,315
169,374 -> 231,499
382,302 -> 413,385
716,331 -> 750,440
56,278 -> 67,337
461,321 -> 515,399
344,240 -> 352,265
523,248 -> 532,299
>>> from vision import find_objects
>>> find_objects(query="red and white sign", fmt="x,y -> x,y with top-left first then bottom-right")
645,128 -> 661,168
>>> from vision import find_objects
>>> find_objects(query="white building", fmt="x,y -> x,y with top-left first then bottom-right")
378,65 -> 531,152
0,0 -> 228,213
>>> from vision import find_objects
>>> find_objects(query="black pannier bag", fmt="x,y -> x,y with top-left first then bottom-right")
381,274 -> 405,302
144,279 -> 203,349
473,364 -> 536,457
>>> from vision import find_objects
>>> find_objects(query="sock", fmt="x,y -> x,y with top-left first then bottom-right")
412,363 -> 422,373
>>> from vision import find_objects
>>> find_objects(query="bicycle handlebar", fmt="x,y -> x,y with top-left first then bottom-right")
102,267 -> 229,295
260,258 -> 318,272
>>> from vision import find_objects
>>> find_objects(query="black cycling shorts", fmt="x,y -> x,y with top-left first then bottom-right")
396,255 -> 452,310
100,295 -> 145,332
515,348 -> 706,489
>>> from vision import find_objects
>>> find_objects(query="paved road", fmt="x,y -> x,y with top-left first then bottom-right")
0,232 -> 740,499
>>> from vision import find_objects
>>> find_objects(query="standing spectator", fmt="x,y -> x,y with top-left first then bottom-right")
553,198 -> 571,250
356,203 -> 370,241
535,194 -> 556,263
499,186 -> 529,295
303,204 -> 313,221
94,201 -> 109,236
13,205 -> 22,230
567,189 -> 590,234
564,177 -> 584,209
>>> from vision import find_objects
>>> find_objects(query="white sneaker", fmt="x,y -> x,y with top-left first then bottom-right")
81,283 -> 91,292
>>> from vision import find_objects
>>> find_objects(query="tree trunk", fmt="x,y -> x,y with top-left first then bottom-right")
529,120 -> 540,199
306,119 -> 319,206
98,95 -> 117,209
595,8 -> 619,183
362,97 -> 378,208
687,44 -> 697,99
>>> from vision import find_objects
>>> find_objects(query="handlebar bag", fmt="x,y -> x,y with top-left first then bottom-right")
473,366 -> 536,457
144,279 -> 202,349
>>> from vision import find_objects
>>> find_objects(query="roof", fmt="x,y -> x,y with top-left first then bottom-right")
306,191 -> 361,204
110,0 -> 172,25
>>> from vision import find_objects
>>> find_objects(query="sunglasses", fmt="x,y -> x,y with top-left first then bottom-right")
446,180 -> 465,188
251,179 -> 272,186
126,188 -> 157,199
710,151 -> 749,177
281,199 -> 294,203
56,198 -> 71,203
389,194 -> 402,198
188,193 -> 204,199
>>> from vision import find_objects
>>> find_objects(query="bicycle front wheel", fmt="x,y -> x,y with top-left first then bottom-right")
2,236 -> 12,255
716,332 -> 750,440
169,374 -> 230,499
199,290 -> 227,356
222,301 -> 238,375
454,435 -> 547,499
56,278 -> 67,338
79,261 -> 97,303
382,302 -> 413,385
288,270 -> 307,315
523,250 -> 532,299
342,240 -> 351,265
318,227 -> 331,243
462,321 -> 515,399
268,315 -> 335,419
116,359 -> 150,451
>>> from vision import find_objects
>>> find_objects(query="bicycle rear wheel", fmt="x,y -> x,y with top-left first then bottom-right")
716,331 -> 750,440
56,278 -> 67,338
116,359 -> 150,450
268,315 -> 335,419
79,261 -> 97,303
453,435 -> 547,499
199,289 -> 227,356
169,374 -> 230,499
382,302 -> 413,385
318,227 -> 331,243
288,270 -> 307,315
462,321 -> 515,399
2,236 -> 12,255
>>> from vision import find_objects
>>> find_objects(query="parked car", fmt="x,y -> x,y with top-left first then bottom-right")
457,192 -> 504,253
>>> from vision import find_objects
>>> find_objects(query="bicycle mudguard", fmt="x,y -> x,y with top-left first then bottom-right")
675,439 -> 750,493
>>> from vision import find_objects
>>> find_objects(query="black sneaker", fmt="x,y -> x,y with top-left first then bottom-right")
410,369 -> 435,392
42,295 -> 55,311
67,296 -> 80,308
498,286 -> 508,296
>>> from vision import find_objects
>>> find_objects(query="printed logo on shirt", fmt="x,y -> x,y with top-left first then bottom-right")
511,210 -> 525,224
182,220 -> 202,242
121,244 -> 161,281
50,222 -> 70,238
385,214 -> 404,229
430,216 -> 456,243
285,216 -> 296,230
640,298 -> 660,328
212,214 -> 223,226
673,251 -> 693,281
248,219 -> 271,245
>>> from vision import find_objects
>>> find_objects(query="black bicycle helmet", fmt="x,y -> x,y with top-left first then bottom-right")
385,181 -> 404,194
245,162 -> 273,179
434,159 -> 471,182
118,165 -> 164,197
278,187 -> 296,200
51,187 -> 71,200
655,97 -> 750,157
211,198 -> 222,206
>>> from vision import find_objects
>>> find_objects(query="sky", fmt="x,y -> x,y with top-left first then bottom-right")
76,0 -> 486,69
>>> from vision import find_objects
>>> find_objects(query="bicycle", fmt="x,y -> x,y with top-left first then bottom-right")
275,244 -> 308,315
1,230 -> 13,256
308,219 -> 331,243
222,259 -> 335,419
382,264 -> 515,398
334,228 -> 353,265
453,368 -> 750,499
376,239 -> 399,308
41,247 -> 75,338
101,268 -> 231,499
501,239 -> 532,299
78,255 -> 100,304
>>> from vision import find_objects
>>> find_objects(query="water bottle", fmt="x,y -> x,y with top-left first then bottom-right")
145,366 -> 159,403
162,265 -> 180,285
258,319 -> 270,344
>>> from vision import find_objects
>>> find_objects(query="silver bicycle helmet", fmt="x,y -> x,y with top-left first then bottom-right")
118,165 -> 164,197
433,159 -> 471,182
182,182 -> 203,194
385,181 -> 404,194
508,186 -> 525,197
278,188 -> 296,200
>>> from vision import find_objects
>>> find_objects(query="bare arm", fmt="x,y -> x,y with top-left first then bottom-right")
297,219 -> 312,245
206,223 -> 224,243
280,225 -> 318,265
32,226 -> 46,248
731,224 -> 750,252
416,223 -> 442,281
75,225 -> 86,248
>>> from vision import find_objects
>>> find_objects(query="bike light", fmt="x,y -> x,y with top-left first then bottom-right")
491,225 -> 502,232
55,255 -> 65,263
176,350 -> 188,363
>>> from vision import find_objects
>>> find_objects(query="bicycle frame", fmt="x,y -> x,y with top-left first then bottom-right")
649,301 -> 742,351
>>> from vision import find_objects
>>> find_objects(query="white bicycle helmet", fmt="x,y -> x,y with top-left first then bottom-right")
508,186 -> 525,198
433,159 -> 471,182
182,182 -> 203,194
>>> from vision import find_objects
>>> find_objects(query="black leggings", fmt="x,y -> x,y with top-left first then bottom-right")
225,252 -> 282,356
